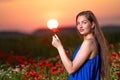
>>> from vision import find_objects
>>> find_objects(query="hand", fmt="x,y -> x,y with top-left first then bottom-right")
52,34 -> 63,49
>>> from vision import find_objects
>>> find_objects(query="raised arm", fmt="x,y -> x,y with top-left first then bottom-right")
52,34 -> 93,74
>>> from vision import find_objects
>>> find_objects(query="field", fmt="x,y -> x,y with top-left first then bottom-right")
0,26 -> 120,80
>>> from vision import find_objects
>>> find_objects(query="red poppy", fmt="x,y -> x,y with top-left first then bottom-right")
23,77 -> 28,80
15,56 -> 26,64
50,67 -> 58,75
39,60 -> 48,66
111,51 -> 119,59
52,28 -> 59,33
56,62 -> 62,67
59,68 -> 65,74
46,63 -> 53,68
116,71 -> 120,77
25,71 -> 40,79
0,51 -> 7,58
28,59 -> 35,65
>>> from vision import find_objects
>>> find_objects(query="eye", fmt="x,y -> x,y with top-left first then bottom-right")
82,21 -> 87,24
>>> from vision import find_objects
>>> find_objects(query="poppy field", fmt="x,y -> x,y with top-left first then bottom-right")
0,28 -> 120,80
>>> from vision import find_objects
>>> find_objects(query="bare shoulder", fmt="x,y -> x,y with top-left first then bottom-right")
81,39 -> 95,49
83,39 -> 94,46
83,39 -> 98,51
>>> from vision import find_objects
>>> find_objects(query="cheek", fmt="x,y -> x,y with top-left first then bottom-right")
76,26 -> 79,30
84,25 -> 91,32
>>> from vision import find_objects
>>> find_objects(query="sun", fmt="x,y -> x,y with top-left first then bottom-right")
47,19 -> 59,29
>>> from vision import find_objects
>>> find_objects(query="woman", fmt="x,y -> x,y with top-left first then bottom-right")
52,10 -> 110,80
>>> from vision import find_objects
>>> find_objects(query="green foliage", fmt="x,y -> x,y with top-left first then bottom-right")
0,30 -> 120,79
0,32 -> 81,58
0,57 -> 68,80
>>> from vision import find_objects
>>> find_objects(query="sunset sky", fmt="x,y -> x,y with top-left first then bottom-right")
0,0 -> 120,34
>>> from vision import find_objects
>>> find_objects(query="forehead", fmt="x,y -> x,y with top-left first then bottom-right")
77,15 -> 88,21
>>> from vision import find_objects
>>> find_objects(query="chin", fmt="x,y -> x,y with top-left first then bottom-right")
80,32 -> 85,35
80,32 -> 88,36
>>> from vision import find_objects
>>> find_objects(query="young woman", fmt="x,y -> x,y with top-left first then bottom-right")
52,10 -> 110,80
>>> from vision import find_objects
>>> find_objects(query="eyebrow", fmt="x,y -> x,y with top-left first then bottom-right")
77,19 -> 88,22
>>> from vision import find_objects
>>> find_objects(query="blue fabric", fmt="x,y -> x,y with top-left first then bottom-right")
68,45 -> 100,80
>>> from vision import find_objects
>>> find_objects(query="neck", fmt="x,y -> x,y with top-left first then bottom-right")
83,33 -> 95,40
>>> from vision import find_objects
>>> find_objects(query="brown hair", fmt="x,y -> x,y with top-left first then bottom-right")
76,10 -> 110,80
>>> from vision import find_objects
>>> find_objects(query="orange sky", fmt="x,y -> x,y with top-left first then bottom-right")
0,0 -> 120,34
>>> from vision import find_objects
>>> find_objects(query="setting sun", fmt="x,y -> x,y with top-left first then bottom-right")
47,19 -> 59,29
0,0 -> 120,33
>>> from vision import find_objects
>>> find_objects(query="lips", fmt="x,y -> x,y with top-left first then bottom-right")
79,29 -> 84,32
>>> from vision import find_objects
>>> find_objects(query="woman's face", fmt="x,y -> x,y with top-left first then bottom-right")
76,15 -> 93,35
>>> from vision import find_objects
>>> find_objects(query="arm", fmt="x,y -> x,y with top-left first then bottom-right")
52,34 -> 93,74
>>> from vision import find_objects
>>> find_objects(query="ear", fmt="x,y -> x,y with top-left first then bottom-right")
91,22 -> 95,29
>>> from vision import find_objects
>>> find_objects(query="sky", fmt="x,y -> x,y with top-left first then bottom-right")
0,0 -> 120,34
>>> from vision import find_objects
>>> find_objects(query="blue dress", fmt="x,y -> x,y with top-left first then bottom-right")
69,44 -> 100,80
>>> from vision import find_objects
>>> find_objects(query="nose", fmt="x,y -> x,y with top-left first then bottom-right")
77,23 -> 82,29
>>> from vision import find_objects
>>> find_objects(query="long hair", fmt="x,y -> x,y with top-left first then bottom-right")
76,10 -> 110,80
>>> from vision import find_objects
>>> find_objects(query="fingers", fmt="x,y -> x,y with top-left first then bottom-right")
52,34 -> 62,48
53,34 -> 59,40
52,34 -> 59,47
54,34 -> 59,39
